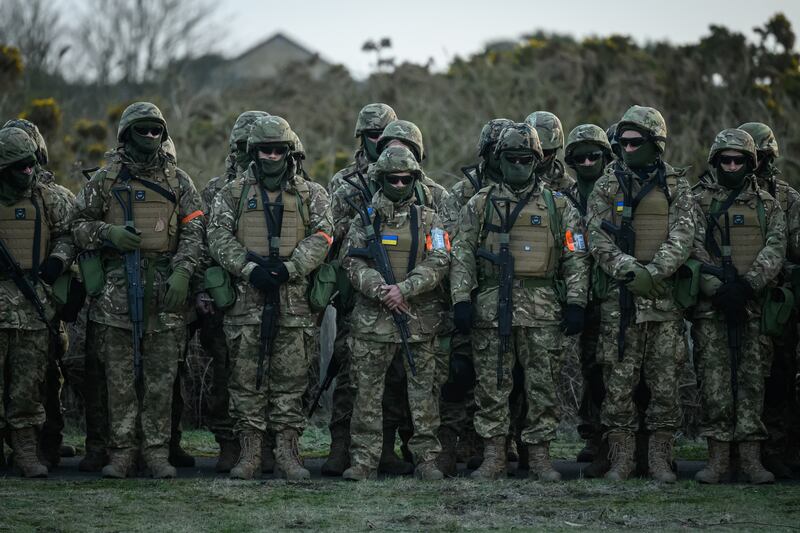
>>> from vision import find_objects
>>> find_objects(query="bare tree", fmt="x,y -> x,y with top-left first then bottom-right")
0,0 -> 67,74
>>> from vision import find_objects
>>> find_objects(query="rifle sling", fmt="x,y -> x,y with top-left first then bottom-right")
119,165 -> 178,204
705,187 -> 744,260
407,205 -> 420,274
483,190 -> 533,235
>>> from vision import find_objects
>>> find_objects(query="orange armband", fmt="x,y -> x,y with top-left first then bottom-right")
181,210 -> 204,224
316,231 -> 333,246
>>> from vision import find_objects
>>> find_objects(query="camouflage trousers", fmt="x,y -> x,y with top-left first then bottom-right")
693,317 -> 769,442
577,301 -> 603,440
89,322 -> 182,452
41,328 -> 68,451
762,312 -> 799,454
473,325 -> 562,445
83,319 -> 109,454
192,313 -> 233,442
349,337 -> 441,469
0,328 -> 48,430
439,334 -> 477,436
224,324 -> 314,434
598,319 -> 684,433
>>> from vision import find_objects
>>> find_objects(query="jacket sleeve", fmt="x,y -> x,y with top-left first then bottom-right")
71,171 -> 112,250
560,201 -> 590,307
398,211 -> 450,299
745,196 -> 787,291
587,172 -> 636,279
450,195 -> 483,304
44,183 -> 78,265
645,175 -> 695,280
172,170 -> 206,276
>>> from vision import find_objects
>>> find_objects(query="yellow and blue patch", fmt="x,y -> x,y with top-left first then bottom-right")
381,235 -> 399,246
616,201 -> 624,213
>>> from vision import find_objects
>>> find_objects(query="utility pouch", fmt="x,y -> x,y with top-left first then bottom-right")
203,265 -> 236,310
78,251 -> 105,297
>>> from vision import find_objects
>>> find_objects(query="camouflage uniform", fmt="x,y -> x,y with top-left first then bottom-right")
587,106 -> 694,482
739,122 -> 800,477
691,129 -> 786,484
71,103 -> 205,478
525,111 -> 575,193
0,127 -> 76,477
341,145 -> 450,481
451,123 -> 590,481
323,103 -> 396,476
207,115 -> 332,480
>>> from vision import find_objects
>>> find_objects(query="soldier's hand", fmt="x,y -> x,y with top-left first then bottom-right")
249,265 -> 276,291
164,267 -> 191,311
380,284 -> 409,313
453,301 -> 473,334
625,264 -> 653,297
195,291 -> 215,315
648,277 -> 669,300
38,256 -> 65,285
107,224 -> 142,252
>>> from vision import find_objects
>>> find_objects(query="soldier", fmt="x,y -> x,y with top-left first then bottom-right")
738,122 -> 800,478
561,124 -> 615,476
340,145 -> 450,481
451,123 -> 589,481
525,111 -> 575,193
323,103 -> 397,476
691,128 -> 785,484
207,115 -> 332,480
71,102 -> 205,479
587,105 -> 695,482
0,127 -> 77,477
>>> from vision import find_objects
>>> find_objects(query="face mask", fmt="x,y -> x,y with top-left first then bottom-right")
717,166 -> 748,189
257,157 -> 288,191
575,160 -> 604,181
127,121 -> 164,159
381,173 -> 414,202
483,154 -> 503,183
362,137 -> 381,163
0,159 -> 36,203
621,139 -> 659,169
536,152 -> 556,174
755,154 -> 774,178
499,152 -> 535,189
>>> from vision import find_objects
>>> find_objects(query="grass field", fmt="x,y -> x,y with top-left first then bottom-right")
1,428 -> 798,532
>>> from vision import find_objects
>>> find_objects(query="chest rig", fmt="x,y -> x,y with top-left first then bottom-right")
0,191 -> 50,271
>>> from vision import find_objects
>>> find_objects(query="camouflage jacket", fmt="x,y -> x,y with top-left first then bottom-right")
450,180 -> 590,327
207,166 -> 332,327
71,148 -> 205,332
201,154 -> 238,215
757,173 -> 800,267
537,159 -> 575,193
343,192 -> 450,342
691,176 -> 786,318
328,152 -> 370,197
587,161 -> 695,323
0,170 -> 77,330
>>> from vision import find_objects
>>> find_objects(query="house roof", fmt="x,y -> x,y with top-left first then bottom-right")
234,32 -> 331,66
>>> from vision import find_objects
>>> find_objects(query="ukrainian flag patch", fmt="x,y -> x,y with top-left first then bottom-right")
381,235 -> 399,246
616,201 -> 624,213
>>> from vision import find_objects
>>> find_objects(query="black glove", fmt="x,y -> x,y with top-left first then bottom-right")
249,265 -> 276,291
38,256 -> 64,285
561,304 -> 585,336
59,278 -> 86,323
453,301 -> 473,334
712,279 -> 755,322
265,259 -> 290,285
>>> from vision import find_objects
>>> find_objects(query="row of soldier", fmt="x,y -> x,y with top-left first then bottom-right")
0,101 -> 797,484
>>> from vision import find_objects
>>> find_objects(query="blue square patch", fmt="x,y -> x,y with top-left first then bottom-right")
247,198 -> 258,210
531,215 -> 541,225
14,208 -> 25,220
135,190 -> 146,201
733,214 -> 745,225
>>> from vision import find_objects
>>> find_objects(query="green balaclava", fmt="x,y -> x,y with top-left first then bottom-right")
127,120 -> 164,162
483,152 -> 504,182
256,145 -> 290,191
0,156 -> 37,203
619,127 -> 659,170
362,134 -> 381,163
500,151 -> 536,189
716,153 -> 750,189
570,143 -> 604,200
381,173 -> 415,202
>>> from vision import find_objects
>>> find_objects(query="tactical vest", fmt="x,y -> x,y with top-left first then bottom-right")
612,174 -> 677,263
482,188 -> 561,279
700,189 -> 767,276
0,194 -> 50,270
378,205 -> 432,282
234,178 -> 310,258
103,164 -> 180,253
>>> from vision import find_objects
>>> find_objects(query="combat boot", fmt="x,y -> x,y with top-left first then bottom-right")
230,430 -> 262,480
695,438 -> 729,484
583,438 -> 610,478
321,425 -> 351,476
146,448 -> 177,479
169,442 -> 195,468
215,438 -> 240,474
10,427 -> 47,478
262,429 -> 275,474
274,429 -> 310,480
528,442 -> 561,482
738,441 -> 775,484
648,431 -> 677,483
378,430 -> 413,475
435,427 -> 458,477
762,450 -> 793,479
343,463 -> 377,481
470,436 -> 507,480
102,449 -> 134,479
604,431 -> 635,481
414,460 -> 444,480
577,435 -> 600,463
79,448 -> 108,472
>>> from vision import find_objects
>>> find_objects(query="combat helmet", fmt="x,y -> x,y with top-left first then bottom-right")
493,122 -> 543,160
354,103 -> 397,138
707,128 -> 757,169
524,111 -> 564,152
617,105 -> 667,153
477,118 -> 514,158
372,144 -> 422,179
247,116 -> 296,155
606,122 -> 621,158
117,102 -> 168,143
565,124 -> 613,165
0,127 -> 38,170
3,118 -> 48,165
229,110 -> 270,152
738,122 -> 779,159
377,120 -> 425,162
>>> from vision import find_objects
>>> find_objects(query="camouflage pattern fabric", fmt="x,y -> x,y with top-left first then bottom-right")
0,329 -> 48,430
348,337 -> 440,470
82,318 -> 110,455
537,159 -> 576,193
91,322 -> 182,452
224,324 -> 315,434
192,312 -> 233,442
576,300 -> 604,440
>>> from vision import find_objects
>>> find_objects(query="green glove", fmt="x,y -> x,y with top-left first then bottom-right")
625,264 -> 653,297
699,273 -> 723,298
107,225 -> 142,252
649,277 -> 668,299
164,267 -> 191,311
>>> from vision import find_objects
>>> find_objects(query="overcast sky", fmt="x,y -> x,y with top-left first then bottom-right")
208,0 -> 799,77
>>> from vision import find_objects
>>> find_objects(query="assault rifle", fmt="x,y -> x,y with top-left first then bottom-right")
0,238 -> 58,337
307,353 -> 341,418
345,194 -> 416,376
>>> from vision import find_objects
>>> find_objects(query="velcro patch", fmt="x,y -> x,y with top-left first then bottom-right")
531,215 -> 542,225
574,233 -> 587,251
430,228 -> 446,250
14,208 -> 25,220
733,214 -> 745,225
381,235 -> 399,246
522,244 -> 532,252
616,201 -> 624,213
135,190 -> 146,201
247,198 -> 258,210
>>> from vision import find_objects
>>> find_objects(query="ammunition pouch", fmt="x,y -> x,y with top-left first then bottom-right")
203,265 -> 236,310
591,262 -> 610,301
78,251 -> 105,297
673,258 -> 702,309
309,262 -> 338,312
761,286 -> 795,337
